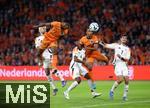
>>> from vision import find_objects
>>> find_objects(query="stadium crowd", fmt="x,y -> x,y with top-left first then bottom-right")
0,0 -> 149,66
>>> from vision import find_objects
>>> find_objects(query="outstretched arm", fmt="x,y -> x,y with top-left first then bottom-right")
99,41 -> 116,49
33,22 -> 51,28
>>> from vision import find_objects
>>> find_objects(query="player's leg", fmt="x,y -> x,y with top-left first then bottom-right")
38,38 -> 49,65
110,76 -> 123,92
52,69 -> 66,87
64,67 -> 80,99
84,73 -> 102,98
110,65 -> 124,99
93,51 -> 109,63
64,77 -> 81,99
122,67 -> 130,101
123,76 -> 129,101
80,65 -> 101,98
86,57 -> 96,89
109,76 -> 123,99
43,59 -> 58,96
51,55 -> 66,87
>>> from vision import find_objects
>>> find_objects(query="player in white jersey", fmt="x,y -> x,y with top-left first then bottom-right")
100,36 -> 131,101
35,26 -> 66,96
64,42 -> 101,99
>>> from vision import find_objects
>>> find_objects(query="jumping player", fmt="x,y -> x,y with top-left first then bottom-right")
35,26 -> 67,95
79,22 -> 108,89
34,21 -> 69,66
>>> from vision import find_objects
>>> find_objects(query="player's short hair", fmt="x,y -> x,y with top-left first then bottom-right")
61,22 -> 70,29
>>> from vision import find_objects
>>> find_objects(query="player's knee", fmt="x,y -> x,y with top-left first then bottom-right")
103,56 -> 109,63
87,63 -> 93,71
84,73 -> 91,80
124,76 -> 129,84
77,80 -> 81,84
105,57 -> 109,62
75,77 -> 81,84
117,80 -> 123,84
52,69 -> 57,74
124,79 -> 129,85
45,68 -> 50,76
125,81 -> 129,85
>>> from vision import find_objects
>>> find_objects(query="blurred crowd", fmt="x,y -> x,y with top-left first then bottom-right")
0,0 -> 149,66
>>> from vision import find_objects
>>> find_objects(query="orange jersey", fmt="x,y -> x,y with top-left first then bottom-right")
79,35 -> 99,55
40,21 -> 68,50
80,35 -> 108,63
44,21 -> 61,42
80,35 -> 99,47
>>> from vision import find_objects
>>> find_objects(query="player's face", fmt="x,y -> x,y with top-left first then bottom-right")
76,42 -> 83,50
39,26 -> 46,34
86,29 -> 93,39
61,22 -> 70,29
120,36 -> 127,44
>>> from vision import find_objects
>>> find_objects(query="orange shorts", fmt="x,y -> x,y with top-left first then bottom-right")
39,36 -> 58,50
87,51 -> 108,64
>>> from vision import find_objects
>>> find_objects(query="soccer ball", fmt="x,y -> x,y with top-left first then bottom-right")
89,22 -> 99,32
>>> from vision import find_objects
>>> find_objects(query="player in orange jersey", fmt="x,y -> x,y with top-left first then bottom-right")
34,21 -> 69,65
79,22 -> 108,89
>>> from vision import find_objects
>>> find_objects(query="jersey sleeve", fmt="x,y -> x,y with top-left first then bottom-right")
79,37 -> 84,45
124,48 -> 131,60
50,21 -> 61,28
72,47 -> 78,57
94,36 -> 99,44
34,36 -> 44,48
35,37 -> 40,48
105,43 -> 117,49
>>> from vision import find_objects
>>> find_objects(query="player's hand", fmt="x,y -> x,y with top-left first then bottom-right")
117,54 -> 121,59
38,62 -> 42,66
99,41 -> 105,46
37,59 -> 43,67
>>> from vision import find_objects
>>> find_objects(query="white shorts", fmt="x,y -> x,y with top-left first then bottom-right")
42,49 -> 53,69
69,63 -> 88,79
43,59 -> 51,69
114,63 -> 129,76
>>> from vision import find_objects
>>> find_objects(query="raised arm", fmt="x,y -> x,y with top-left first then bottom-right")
99,41 -> 116,49
33,22 -> 51,28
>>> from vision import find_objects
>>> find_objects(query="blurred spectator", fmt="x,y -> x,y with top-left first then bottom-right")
0,0 -> 149,66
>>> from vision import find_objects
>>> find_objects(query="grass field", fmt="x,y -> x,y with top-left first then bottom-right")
0,81 -> 149,108
50,81 -> 150,108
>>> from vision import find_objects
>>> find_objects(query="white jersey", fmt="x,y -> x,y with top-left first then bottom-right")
106,43 -> 131,65
35,35 -> 53,68
70,47 -> 85,67
35,35 -> 53,60
69,47 -> 87,79
106,43 -> 131,76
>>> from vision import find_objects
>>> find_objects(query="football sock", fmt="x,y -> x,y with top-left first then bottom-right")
66,81 -> 78,93
47,75 -> 56,89
87,79 -> 96,92
111,81 -> 119,92
123,84 -> 129,97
